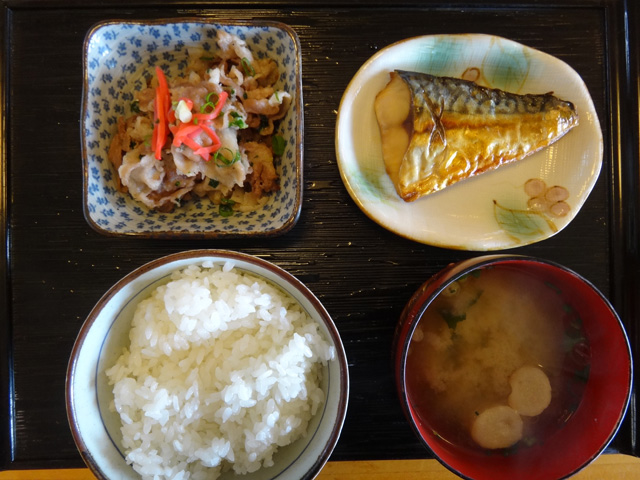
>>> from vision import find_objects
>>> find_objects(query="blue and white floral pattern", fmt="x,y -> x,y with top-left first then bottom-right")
82,20 -> 303,237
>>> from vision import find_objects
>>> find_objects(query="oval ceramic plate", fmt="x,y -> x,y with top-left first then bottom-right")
335,34 -> 603,251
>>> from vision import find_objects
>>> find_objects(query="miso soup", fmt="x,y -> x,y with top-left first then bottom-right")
405,265 -> 590,453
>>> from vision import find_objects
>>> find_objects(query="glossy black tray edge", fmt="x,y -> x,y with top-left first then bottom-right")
0,0 -> 638,471
1,2 -> 12,470
609,0 -> 640,458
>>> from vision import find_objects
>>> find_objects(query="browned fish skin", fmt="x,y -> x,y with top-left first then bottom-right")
397,70 -> 576,118
375,70 -> 579,202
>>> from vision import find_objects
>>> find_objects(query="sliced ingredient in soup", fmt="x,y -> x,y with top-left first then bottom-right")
471,405 -> 523,450
406,266 -> 590,452
508,365 -> 552,417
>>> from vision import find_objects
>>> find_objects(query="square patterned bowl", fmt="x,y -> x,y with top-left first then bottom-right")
82,19 -> 303,238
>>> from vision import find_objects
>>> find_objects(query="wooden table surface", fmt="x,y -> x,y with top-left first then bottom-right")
1,455 -> 639,480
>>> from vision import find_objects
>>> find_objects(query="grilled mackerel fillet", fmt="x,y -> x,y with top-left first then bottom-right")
374,71 -> 578,202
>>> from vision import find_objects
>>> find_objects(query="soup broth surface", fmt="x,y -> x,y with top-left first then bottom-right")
406,265 -> 589,453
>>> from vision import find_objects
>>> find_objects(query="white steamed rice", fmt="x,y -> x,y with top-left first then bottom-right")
105,260 -> 335,480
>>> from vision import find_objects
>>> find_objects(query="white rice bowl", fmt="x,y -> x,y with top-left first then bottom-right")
104,261 -> 335,480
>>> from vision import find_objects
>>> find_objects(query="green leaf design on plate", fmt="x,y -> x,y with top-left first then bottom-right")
351,166 -> 396,204
493,200 -> 557,241
415,37 -> 469,74
481,40 -> 530,92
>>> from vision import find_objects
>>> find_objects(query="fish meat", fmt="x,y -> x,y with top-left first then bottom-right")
374,71 -> 579,202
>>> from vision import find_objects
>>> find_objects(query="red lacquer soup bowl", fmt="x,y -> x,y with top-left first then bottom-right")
394,255 -> 632,480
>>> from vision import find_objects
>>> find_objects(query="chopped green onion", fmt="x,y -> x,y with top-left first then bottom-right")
219,205 -> 234,217
206,92 -> 220,104
241,57 -> 255,76
199,92 -> 221,114
229,112 -> 247,129
130,100 -> 140,113
213,148 -> 241,167
230,118 -> 247,128
272,135 -> 286,156
208,178 -> 220,188
219,198 -> 236,217
258,115 -> 270,131
199,55 -> 215,61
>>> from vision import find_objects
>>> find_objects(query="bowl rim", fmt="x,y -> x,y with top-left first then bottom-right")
394,254 -> 633,480
81,18 -> 304,239
66,249 -> 349,480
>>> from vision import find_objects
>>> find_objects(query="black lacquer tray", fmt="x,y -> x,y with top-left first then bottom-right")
1,0 -> 638,471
